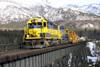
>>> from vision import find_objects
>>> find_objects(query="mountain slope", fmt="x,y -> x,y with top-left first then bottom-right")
0,1 -> 100,24
0,2 -> 32,24
80,4 -> 100,16
0,1 -> 100,30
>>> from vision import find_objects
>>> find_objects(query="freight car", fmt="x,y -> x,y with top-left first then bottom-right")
21,17 -> 78,48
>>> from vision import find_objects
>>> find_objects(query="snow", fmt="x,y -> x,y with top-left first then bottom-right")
0,1 -> 100,24
86,42 -> 96,56
0,2 -> 20,9
86,42 -> 98,65
79,4 -> 100,16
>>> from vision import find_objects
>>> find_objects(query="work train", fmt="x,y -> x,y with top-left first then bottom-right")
21,17 -> 79,48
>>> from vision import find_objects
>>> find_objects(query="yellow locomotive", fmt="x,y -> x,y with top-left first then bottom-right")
22,17 -> 78,48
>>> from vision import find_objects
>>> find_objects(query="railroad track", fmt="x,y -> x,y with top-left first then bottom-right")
0,40 -> 86,52
0,42 -> 86,55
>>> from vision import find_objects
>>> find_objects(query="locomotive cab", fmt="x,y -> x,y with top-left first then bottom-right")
22,17 -> 49,48
24,17 -> 47,40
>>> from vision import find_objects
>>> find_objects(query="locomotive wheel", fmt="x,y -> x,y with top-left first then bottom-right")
58,40 -> 62,45
40,40 -> 50,48
45,40 -> 50,47
49,39 -> 59,46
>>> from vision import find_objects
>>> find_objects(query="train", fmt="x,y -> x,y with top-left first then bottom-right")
21,17 -> 79,48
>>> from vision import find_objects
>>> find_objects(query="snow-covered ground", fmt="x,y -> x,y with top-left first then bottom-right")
86,41 -> 100,65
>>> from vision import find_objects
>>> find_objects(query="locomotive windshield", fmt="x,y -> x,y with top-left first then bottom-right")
60,26 -> 65,32
28,22 -> 42,28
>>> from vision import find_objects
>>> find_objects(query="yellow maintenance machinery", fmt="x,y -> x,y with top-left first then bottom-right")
65,29 -> 79,44
21,17 -> 79,48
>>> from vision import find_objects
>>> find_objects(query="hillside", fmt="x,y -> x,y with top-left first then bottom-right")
0,1 -> 100,30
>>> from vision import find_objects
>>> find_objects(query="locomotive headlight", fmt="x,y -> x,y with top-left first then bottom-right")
27,35 -> 30,38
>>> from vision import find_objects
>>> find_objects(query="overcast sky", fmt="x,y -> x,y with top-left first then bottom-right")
1,0 -> 100,8
47,0 -> 100,6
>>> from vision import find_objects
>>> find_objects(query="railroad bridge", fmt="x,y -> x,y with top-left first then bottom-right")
0,30 -> 100,67
0,43 -> 91,67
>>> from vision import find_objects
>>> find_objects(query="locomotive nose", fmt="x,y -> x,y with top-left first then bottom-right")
28,29 -> 37,37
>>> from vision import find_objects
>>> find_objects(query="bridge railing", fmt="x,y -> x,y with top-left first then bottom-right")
0,44 -> 82,67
